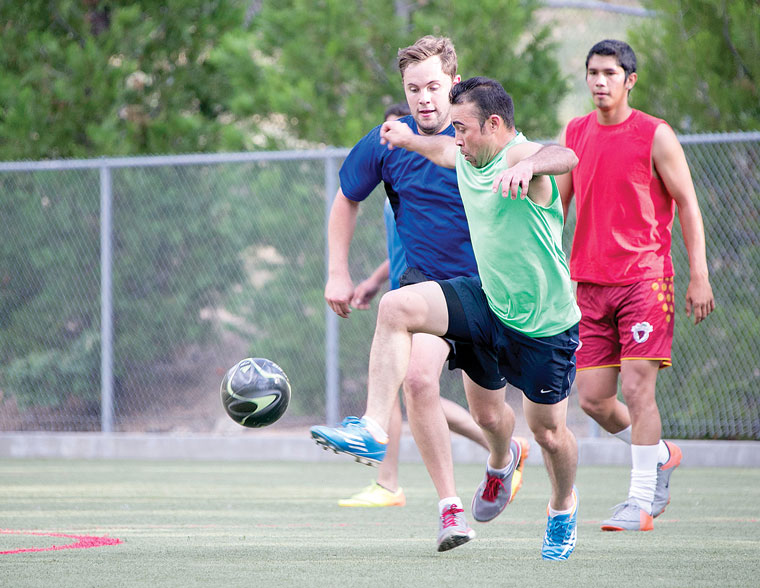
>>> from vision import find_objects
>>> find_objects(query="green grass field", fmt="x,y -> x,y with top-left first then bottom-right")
0,459 -> 758,587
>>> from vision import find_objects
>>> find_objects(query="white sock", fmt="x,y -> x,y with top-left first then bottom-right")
657,440 -> 670,465
360,415 -> 388,444
439,496 -> 463,514
613,425 -> 632,444
548,492 -> 577,517
629,444 -> 659,514
487,451 -> 514,477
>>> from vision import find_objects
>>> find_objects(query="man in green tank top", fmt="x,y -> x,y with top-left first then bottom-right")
379,76 -> 581,561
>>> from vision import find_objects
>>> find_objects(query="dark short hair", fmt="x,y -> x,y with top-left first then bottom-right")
586,39 -> 637,78
449,76 -> 514,130
384,102 -> 411,120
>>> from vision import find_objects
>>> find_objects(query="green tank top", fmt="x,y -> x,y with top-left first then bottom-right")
455,133 -> 580,337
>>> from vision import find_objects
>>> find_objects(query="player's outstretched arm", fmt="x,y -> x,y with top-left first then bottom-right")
652,123 -> 715,324
495,142 -> 578,204
380,120 -> 457,168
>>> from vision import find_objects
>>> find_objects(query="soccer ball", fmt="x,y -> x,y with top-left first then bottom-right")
220,357 -> 291,428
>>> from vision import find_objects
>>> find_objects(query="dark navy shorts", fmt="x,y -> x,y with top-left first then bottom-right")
399,268 -> 506,391
437,275 -> 579,405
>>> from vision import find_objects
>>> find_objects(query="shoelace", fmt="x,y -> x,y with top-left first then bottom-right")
546,515 -> 573,542
441,505 -> 464,529
481,474 -> 506,502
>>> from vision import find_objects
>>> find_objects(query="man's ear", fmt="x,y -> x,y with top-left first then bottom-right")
625,71 -> 638,91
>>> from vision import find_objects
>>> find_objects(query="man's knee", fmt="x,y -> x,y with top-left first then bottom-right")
578,392 -> 609,418
377,290 -> 412,327
530,423 -> 569,454
403,364 -> 440,400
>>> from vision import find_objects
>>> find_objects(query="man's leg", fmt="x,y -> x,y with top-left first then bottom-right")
440,396 -> 529,500
576,367 -> 629,433
600,360 -> 662,531
524,396 -> 579,561
401,333 -> 456,500
465,377 -> 525,522
523,397 -> 577,511
310,281 -> 449,464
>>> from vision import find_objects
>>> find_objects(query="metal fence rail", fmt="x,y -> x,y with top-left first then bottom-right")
0,132 -> 758,439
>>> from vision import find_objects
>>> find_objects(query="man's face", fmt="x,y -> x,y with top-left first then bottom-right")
586,54 -> 635,111
402,56 -> 459,135
452,102 -> 494,168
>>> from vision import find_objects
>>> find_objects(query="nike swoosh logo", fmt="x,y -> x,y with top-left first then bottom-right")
540,389 -> 553,394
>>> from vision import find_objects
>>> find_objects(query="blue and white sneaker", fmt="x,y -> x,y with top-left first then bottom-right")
541,486 -> 578,561
310,416 -> 387,466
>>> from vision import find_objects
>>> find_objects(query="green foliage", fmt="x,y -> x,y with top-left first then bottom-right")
630,0 -> 760,132
244,0 -> 567,144
0,1 -> 252,159
408,0 -> 568,138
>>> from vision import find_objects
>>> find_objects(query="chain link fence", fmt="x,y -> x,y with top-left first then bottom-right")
0,132 -> 758,439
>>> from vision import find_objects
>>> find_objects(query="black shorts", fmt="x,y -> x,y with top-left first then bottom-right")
437,275 -> 579,405
399,268 -> 506,391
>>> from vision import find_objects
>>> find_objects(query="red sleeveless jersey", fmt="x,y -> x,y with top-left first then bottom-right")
565,109 -> 675,285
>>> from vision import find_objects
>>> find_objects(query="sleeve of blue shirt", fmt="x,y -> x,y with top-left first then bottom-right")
338,125 -> 385,202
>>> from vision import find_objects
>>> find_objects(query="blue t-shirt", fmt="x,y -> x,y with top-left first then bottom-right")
339,115 -> 477,281
383,198 -> 407,290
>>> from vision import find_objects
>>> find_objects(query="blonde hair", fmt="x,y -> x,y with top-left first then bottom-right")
397,36 -> 458,78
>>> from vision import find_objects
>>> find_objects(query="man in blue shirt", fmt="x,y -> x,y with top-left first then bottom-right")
313,36 -> 567,552
340,104 -> 529,511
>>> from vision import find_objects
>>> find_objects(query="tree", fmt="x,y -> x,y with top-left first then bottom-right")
630,0 -> 760,132
241,0 -> 567,145
0,1 -> 254,159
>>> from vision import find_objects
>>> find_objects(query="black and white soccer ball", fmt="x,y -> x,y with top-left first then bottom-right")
220,358 -> 291,428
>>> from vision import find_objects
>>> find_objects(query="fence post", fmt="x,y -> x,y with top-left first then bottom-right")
100,165 -> 115,433
324,152 -> 340,426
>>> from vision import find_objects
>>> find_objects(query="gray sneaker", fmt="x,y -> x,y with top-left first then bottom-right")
601,501 -> 654,532
652,441 -> 682,518
471,438 -> 522,522
437,504 -> 475,552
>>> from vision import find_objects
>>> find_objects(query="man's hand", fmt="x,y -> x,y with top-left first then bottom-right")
325,274 -> 355,318
685,276 -> 715,325
351,276 -> 382,310
492,158 -> 535,199
380,120 -> 414,150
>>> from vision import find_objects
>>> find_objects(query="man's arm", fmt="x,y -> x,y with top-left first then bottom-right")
325,189 -> 360,318
554,125 -> 575,220
652,123 -> 715,324
350,259 -> 390,310
495,141 -> 578,205
380,120 -> 458,168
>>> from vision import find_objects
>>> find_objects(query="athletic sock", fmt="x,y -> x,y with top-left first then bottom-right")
487,451 -> 514,477
361,415 -> 389,444
439,496 -> 463,514
657,439 -> 670,465
613,425 -> 632,444
614,426 -> 670,465
629,444 -> 659,514
548,492 -> 577,518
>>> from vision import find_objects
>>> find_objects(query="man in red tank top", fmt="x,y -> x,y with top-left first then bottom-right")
556,40 -> 715,532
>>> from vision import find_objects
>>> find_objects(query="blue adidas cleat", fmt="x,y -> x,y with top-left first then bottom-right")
310,416 -> 387,466
541,486 -> 578,561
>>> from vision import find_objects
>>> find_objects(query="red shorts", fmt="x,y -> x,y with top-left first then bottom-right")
576,279 -> 674,370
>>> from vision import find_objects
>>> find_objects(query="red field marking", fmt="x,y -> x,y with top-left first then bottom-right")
0,529 -> 122,555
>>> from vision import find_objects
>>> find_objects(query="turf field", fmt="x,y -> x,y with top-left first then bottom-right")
0,459 -> 757,587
